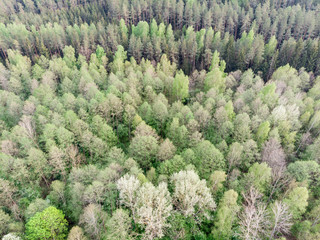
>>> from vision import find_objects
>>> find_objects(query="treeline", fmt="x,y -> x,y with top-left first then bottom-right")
1,0 -> 319,78
1,0 -> 320,40
0,45 -> 320,239
0,19 -> 319,78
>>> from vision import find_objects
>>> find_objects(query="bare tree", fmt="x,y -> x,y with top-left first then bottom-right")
116,174 -> 140,212
262,138 -> 286,177
262,138 -> 289,202
67,144 -> 84,167
135,182 -> 172,240
0,179 -> 20,219
49,146 -> 66,179
295,131 -> 312,154
171,170 -> 216,221
1,140 -> 18,156
19,115 -> 38,147
238,187 -> 270,240
79,204 -> 106,240
68,226 -> 87,240
117,175 -> 172,240
269,201 -> 292,239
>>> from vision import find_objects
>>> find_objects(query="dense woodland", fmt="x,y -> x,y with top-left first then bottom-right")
0,0 -> 320,240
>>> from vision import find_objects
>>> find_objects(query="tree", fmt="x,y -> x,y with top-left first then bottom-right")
63,46 -> 76,68
284,187 -> 309,220
152,99 -> 168,131
227,142 -> 243,173
48,146 -> 67,178
172,70 -> 189,101
194,140 -> 225,178
2,233 -> 22,240
67,226 -> 87,240
212,190 -> 239,239
129,135 -> 158,170
105,209 -> 132,240
204,51 -> 226,92
47,180 -> 66,206
27,148 -> 50,185
79,204 -> 107,240
259,82 -> 278,109
134,182 -> 172,240
117,175 -> 172,240
25,206 -> 68,240
287,161 -> 320,183
0,210 -> 13,237
261,138 -> 286,179
157,138 -> 176,161
256,121 -> 270,147
25,198 -> 50,220
209,171 -> 227,193
269,201 -> 292,239
0,179 -> 20,218
111,45 -> 127,73
171,170 -> 216,221
167,118 -> 188,149
245,162 -> 271,193
238,187 -> 269,240
241,140 -> 259,170
233,113 -> 252,143
159,155 -> 187,176
116,174 -> 141,211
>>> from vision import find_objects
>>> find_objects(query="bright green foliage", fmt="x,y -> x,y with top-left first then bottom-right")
225,101 -> 235,121
91,115 -> 117,147
209,51 -> 226,73
204,51 -> 226,93
111,45 -> 127,73
259,82 -> 278,108
204,67 -> 226,93
246,162 -> 271,193
256,121 -> 270,147
172,70 -> 189,101
63,46 -> 76,68
284,187 -> 309,219
25,206 -> 68,240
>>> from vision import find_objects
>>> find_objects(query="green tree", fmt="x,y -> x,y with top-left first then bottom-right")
256,121 -> 270,147
129,135 -> 158,170
111,45 -> 127,73
172,70 -> 189,101
245,162 -> 272,193
25,198 -> 50,220
25,206 -> 68,240
212,189 -> 239,239
194,140 -> 226,178
105,209 -> 132,240
284,187 -> 309,220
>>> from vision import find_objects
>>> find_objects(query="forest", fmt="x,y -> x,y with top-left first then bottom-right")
0,0 -> 320,239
